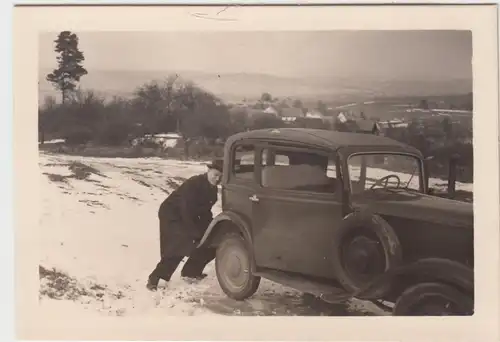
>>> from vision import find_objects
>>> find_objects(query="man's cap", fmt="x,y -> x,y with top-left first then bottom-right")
207,158 -> 223,172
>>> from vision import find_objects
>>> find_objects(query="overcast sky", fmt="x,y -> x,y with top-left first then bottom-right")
39,30 -> 472,80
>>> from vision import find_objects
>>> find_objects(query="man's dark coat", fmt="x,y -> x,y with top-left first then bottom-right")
158,173 -> 218,257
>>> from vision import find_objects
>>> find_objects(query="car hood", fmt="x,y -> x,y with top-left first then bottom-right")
352,189 -> 473,228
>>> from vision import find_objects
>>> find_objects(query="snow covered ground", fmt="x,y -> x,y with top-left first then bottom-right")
38,151 -> 472,318
39,152 -> 389,318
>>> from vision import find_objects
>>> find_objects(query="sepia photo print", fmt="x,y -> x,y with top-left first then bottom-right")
37,28 -> 474,316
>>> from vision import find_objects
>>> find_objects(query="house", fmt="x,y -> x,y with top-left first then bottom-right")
336,111 -> 360,123
282,116 -> 298,124
281,107 -> 306,125
376,119 -> 409,139
378,119 -> 409,128
263,106 -> 279,116
244,108 -> 281,127
305,109 -> 324,119
245,108 -> 267,118
280,107 -> 305,122
337,119 -> 380,135
281,107 -> 305,118
131,132 -> 182,149
352,120 -> 381,135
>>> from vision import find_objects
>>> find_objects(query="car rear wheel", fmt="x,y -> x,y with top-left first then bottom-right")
215,232 -> 261,301
393,282 -> 473,316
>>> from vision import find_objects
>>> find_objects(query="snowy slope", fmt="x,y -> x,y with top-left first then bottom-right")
38,152 -> 472,318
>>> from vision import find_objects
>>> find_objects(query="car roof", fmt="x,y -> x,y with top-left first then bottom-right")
226,128 -> 421,155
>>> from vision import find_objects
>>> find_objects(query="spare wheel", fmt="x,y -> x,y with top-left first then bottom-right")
331,212 -> 402,298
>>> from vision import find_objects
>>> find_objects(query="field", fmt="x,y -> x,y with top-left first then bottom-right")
328,97 -> 473,125
38,151 -> 472,318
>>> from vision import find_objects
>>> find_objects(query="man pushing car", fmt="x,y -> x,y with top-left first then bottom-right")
147,158 -> 223,291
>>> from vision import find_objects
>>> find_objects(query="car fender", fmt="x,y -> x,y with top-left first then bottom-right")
390,257 -> 474,295
197,210 -> 253,249
353,257 -> 474,300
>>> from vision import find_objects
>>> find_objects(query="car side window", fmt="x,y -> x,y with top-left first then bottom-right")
232,144 -> 255,181
260,147 -> 338,194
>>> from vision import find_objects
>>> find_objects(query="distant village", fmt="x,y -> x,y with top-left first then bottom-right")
121,92 -> 473,153
227,94 -> 472,144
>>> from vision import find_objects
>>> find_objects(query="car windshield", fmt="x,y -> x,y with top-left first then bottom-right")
347,153 -> 422,194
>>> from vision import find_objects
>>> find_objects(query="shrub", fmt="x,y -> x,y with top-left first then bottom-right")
64,127 -> 93,146
95,121 -> 134,146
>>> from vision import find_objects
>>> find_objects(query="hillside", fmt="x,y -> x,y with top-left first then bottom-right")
329,98 -> 473,123
38,68 -> 472,104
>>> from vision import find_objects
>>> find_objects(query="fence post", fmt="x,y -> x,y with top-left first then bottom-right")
424,157 -> 431,193
39,131 -> 45,145
447,154 -> 459,198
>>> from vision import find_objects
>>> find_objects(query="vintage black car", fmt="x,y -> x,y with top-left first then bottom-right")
197,128 -> 474,316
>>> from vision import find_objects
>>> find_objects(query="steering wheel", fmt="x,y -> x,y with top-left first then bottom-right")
369,174 -> 401,190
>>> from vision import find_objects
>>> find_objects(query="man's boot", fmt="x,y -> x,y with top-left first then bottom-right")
146,276 -> 159,291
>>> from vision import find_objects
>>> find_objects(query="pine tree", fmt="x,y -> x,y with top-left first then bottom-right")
46,31 -> 88,103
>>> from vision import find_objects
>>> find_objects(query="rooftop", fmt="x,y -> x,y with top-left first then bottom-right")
281,107 -> 305,118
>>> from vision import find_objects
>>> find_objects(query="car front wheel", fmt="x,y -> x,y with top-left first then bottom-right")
393,282 -> 473,316
215,232 -> 261,301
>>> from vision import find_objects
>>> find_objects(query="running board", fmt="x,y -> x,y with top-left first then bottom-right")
255,269 -> 352,304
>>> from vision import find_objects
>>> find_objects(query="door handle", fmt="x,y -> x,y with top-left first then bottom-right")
249,194 -> 260,203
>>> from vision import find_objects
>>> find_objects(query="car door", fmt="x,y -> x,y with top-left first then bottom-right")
251,144 -> 345,280
222,140 -> 259,226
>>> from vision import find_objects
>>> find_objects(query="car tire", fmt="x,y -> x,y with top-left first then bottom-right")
215,232 -> 261,301
393,282 -> 474,316
331,212 -> 402,298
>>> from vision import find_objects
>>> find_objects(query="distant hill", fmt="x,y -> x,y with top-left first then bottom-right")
38,68 -> 472,104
